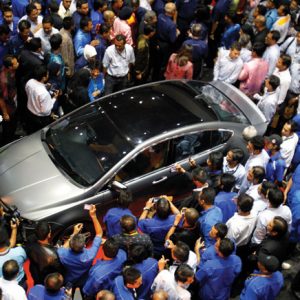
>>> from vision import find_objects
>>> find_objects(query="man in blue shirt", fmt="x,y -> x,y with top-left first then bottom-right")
240,254 -> 283,300
72,0 -> 90,32
196,238 -> 242,300
0,6 -> 19,37
265,0 -> 278,30
197,187 -> 223,248
91,0 -> 107,35
265,134 -> 286,186
82,237 -> 127,298
112,267 -> 143,300
221,13 -> 241,49
12,0 -> 29,19
57,204 -> 103,288
138,196 -> 180,256
74,16 -> 99,58
215,174 -> 237,223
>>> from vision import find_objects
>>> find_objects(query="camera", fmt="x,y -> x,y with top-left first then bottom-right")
152,197 -> 160,203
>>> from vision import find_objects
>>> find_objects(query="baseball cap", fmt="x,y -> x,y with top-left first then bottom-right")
258,254 -> 280,272
266,134 -> 283,147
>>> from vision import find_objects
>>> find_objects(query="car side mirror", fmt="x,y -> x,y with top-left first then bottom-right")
110,180 -> 128,191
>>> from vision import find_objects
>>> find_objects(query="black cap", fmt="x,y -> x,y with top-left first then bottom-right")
266,134 -> 283,147
119,7 -> 133,20
258,254 -> 280,272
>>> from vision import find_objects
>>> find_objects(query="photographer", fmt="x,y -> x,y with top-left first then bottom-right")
138,196 -> 180,258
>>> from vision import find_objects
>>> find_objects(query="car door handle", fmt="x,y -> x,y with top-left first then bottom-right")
152,176 -> 168,184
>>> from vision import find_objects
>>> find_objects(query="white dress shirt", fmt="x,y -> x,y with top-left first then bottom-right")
19,15 -> 43,33
246,183 -> 268,216
273,67 -> 291,106
263,44 -> 280,76
0,278 -> 27,300
251,204 -> 292,244
58,1 -> 76,19
255,90 -> 278,122
271,15 -> 291,44
213,48 -> 243,84
34,27 -> 59,53
240,48 -> 252,63
280,133 -> 299,167
226,212 -> 257,246
169,251 -> 197,275
102,44 -> 135,77
223,158 -> 246,191
26,79 -> 56,116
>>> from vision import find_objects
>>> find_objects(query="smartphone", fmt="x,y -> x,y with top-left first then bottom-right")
164,240 -> 170,248
65,282 -> 72,291
170,165 -> 177,173
152,197 -> 160,203
84,204 -> 92,210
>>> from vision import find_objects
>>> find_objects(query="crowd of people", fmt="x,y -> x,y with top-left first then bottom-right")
1,0 -> 300,299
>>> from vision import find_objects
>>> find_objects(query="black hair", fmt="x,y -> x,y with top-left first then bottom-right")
2,55 -> 16,68
208,151 -> 223,171
230,41 -> 242,51
285,119 -> 297,132
26,3 -> 37,16
123,267 -> 141,285
99,23 -> 110,35
252,42 -> 266,57
271,216 -> 288,238
120,215 -> 136,233
18,19 -> 31,32
220,173 -> 236,192
27,37 -> 42,52
62,16 -> 74,30
80,16 -> 91,30
268,188 -> 283,208
35,221 -> 51,240
173,241 -> 190,263
191,166 -> 208,184
70,233 -> 85,253
33,65 -> 48,81
128,244 -> 149,263
279,4 -> 290,15
0,227 -> 9,248
103,237 -> 119,258
268,75 -> 280,90
156,198 -> 171,219
42,15 -> 54,25
115,34 -> 126,43
44,272 -> 63,294
2,260 -> 19,281
256,4 -> 267,15
270,30 -> 281,42
115,190 -> 133,208
218,238 -> 234,257
251,166 -> 265,184
0,24 -> 10,36
249,135 -> 265,151
174,264 -> 194,283
228,148 -> 244,163
280,54 -> 292,68
76,0 -> 88,8
237,193 -> 254,212
214,223 -> 228,239
260,181 -> 276,196
143,24 -> 156,36
194,5 -> 210,21
2,5 -> 12,14
48,0 -> 59,13
200,187 -> 216,205
50,33 -> 62,50
94,0 -> 107,10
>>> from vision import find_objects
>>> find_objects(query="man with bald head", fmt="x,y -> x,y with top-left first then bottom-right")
152,290 -> 168,300
154,2 -> 179,80
96,290 -> 116,300
253,15 -> 269,44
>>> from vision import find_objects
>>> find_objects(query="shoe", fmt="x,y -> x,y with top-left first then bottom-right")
281,262 -> 292,270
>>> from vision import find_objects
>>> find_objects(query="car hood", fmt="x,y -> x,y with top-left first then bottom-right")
0,133 -> 84,219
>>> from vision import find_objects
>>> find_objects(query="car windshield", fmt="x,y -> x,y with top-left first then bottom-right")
44,102 -> 133,187
187,81 -> 249,124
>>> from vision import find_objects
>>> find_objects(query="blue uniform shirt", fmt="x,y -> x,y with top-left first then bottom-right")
135,257 -> 158,299
57,236 -> 102,284
0,17 -> 19,37
183,38 -> 208,62
91,10 -> 104,35
265,8 -> 278,30
266,151 -> 286,183
240,270 -> 284,300
156,14 -> 177,44
214,191 -> 237,223
196,253 -> 242,300
221,24 -> 241,49
73,29 -> 92,57
112,275 -> 136,300
88,73 -> 104,101
28,285 -> 67,300
138,215 -> 175,255
104,207 -> 136,238
12,0 -> 28,19
83,249 -> 127,297
198,206 -> 223,248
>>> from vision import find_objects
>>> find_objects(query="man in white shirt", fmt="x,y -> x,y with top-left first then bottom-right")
19,3 -> 43,34
152,260 -> 194,300
58,0 -> 76,19
34,15 -> 59,53
263,30 -> 281,76
213,41 -> 243,84
25,65 -> 58,133
280,119 -> 299,168
102,34 -> 135,95
0,260 -> 27,300
226,194 -> 257,247
273,54 -> 291,106
251,187 -> 292,245
271,4 -> 291,44
254,75 -> 280,123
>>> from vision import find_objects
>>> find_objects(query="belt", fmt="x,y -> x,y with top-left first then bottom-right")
107,74 -> 127,79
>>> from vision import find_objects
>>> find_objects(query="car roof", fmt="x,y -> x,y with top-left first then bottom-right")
98,81 -> 217,145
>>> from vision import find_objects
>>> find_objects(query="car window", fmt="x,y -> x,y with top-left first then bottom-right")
116,130 -> 232,182
187,81 -> 249,124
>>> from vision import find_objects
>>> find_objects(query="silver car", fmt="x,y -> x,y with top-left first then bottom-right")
0,80 -> 267,238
